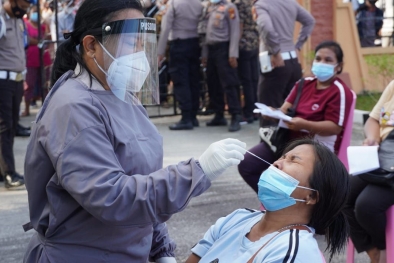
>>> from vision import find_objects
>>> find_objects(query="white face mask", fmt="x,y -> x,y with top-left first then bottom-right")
96,42 -> 151,101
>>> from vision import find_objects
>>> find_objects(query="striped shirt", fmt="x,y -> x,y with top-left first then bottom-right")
191,209 -> 323,263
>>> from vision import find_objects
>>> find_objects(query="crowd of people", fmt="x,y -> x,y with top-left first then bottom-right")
0,0 -> 393,262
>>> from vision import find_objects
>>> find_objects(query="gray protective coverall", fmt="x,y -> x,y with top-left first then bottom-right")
23,70 -> 211,262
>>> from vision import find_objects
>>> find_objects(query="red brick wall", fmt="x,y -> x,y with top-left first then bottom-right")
310,0 -> 334,48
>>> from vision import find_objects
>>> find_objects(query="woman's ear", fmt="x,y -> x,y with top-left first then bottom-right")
305,191 -> 319,206
336,62 -> 344,74
82,36 -> 97,59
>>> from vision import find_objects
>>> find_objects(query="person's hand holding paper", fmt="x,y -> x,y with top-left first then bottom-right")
254,103 -> 292,122
347,146 -> 380,176
283,117 -> 309,131
363,137 -> 380,146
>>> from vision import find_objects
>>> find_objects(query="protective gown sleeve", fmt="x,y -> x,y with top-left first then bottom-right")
149,222 -> 176,262
55,123 -> 211,227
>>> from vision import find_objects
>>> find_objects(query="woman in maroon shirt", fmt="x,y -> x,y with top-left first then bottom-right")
238,41 -> 353,193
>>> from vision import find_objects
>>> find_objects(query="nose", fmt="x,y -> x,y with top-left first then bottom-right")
272,159 -> 283,170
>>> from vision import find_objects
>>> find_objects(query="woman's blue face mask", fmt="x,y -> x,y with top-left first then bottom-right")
257,165 -> 317,211
30,12 -> 38,22
311,62 -> 337,82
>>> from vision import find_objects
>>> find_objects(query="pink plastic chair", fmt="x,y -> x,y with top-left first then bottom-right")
386,206 -> 394,262
346,205 -> 394,263
337,90 -> 357,170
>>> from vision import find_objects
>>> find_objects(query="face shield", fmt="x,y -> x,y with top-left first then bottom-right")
98,18 -> 159,105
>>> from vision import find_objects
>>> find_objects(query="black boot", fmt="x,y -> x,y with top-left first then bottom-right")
16,124 -> 31,137
206,113 -> 227,126
169,112 -> 193,130
192,118 -> 199,127
18,123 -> 31,131
3,171 -> 25,189
191,111 -> 199,127
228,114 -> 242,132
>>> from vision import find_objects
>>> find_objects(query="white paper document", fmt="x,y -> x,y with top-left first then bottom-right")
254,103 -> 292,122
347,146 -> 380,176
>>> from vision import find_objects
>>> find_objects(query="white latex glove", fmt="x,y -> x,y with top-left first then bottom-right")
156,257 -> 177,263
199,138 -> 247,181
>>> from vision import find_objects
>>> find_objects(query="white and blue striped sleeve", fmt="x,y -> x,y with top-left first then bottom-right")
191,209 -> 258,258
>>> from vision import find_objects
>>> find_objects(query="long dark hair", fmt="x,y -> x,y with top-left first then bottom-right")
50,0 -> 143,85
283,138 -> 350,262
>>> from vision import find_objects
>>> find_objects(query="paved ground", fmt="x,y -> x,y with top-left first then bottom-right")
0,106 -> 370,263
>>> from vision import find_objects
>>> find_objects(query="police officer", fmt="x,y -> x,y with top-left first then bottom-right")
254,0 -> 315,128
232,0 -> 259,124
0,0 -> 32,189
201,0 -> 242,132
158,0 -> 203,130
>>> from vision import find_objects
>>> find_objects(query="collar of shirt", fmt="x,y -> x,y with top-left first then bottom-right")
74,63 -> 106,91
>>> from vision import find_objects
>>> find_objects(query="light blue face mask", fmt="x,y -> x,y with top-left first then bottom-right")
311,62 -> 337,82
210,0 -> 221,4
30,12 -> 38,22
257,165 -> 317,211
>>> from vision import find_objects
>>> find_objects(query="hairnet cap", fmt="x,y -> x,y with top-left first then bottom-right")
24,0 -> 37,3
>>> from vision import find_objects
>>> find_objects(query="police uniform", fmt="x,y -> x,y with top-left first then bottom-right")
157,0 -> 203,130
232,0 -> 258,124
202,0 -> 242,132
254,0 -> 315,128
0,1 -> 31,188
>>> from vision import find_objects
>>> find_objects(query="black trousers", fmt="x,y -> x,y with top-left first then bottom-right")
159,60 -> 169,103
238,48 -> 259,118
258,57 -> 302,127
0,79 -> 24,174
343,175 -> 394,252
206,42 -> 241,116
168,38 -> 201,115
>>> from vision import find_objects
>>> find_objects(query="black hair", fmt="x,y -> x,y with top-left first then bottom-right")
282,138 -> 350,262
50,0 -> 143,86
315,40 -> 344,74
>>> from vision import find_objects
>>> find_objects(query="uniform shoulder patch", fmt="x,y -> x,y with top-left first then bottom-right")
228,7 -> 236,19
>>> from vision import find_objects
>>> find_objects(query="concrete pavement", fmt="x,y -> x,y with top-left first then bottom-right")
0,106 -> 370,263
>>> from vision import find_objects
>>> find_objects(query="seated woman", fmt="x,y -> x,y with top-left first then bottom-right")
344,82 -> 394,263
186,139 -> 350,263
239,41 -> 354,193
